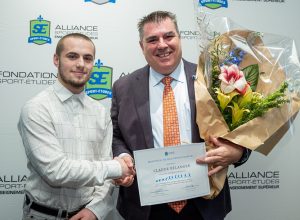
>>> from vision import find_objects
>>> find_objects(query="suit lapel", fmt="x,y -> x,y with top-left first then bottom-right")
131,61 -> 200,148
132,66 -> 154,148
183,60 -> 201,142
184,60 -> 196,122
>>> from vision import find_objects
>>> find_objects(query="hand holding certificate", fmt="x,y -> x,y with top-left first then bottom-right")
133,143 -> 210,206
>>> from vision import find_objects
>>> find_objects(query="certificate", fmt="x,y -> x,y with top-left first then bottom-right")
133,143 -> 210,206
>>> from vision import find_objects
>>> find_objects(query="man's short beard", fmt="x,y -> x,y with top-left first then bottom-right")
58,64 -> 89,89
67,79 -> 86,88
60,73 -> 87,88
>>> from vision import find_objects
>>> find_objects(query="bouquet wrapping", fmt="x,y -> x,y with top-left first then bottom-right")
194,16 -> 300,199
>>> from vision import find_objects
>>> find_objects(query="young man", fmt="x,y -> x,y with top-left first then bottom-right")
18,33 -> 134,220
111,11 -> 250,220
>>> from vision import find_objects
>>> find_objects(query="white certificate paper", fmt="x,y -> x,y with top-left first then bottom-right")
133,143 -> 210,206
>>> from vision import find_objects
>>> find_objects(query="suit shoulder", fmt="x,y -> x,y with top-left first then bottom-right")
183,59 -> 197,69
113,65 -> 148,87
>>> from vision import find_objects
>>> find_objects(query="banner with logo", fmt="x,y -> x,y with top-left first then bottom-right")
0,0 -> 299,219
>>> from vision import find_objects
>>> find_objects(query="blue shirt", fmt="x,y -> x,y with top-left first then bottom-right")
149,60 -> 192,148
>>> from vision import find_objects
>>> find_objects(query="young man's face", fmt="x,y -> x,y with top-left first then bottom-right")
54,37 -> 95,94
140,18 -> 182,75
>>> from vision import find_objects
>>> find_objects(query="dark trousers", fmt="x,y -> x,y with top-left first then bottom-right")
149,200 -> 204,220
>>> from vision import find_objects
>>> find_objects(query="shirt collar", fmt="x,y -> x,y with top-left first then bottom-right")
53,80 -> 86,105
149,59 -> 185,87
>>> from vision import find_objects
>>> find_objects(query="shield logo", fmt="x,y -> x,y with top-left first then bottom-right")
84,0 -> 116,5
28,15 -> 51,45
199,0 -> 228,9
85,59 -> 113,100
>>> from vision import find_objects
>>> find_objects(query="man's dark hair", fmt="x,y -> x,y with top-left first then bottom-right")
137,11 -> 179,41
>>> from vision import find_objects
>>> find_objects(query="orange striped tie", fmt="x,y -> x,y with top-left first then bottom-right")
162,76 -> 187,213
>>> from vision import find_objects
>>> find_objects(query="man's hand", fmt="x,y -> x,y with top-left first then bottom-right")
69,208 -> 97,220
196,136 -> 244,176
114,155 -> 135,187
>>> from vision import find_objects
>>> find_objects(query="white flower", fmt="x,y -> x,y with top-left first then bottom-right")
219,64 -> 248,94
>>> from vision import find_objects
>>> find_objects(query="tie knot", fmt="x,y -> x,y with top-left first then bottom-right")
162,76 -> 173,86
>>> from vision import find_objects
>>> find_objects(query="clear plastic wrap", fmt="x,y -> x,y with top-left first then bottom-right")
194,11 -> 300,199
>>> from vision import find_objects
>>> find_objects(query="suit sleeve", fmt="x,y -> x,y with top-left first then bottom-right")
233,148 -> 251,167
111,82 -> 132,158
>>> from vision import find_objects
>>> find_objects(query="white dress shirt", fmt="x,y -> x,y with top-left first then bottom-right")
18,81 -> 120,220
149,60 -> 192,148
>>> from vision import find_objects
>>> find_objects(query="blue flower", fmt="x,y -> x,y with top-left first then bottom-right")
224,48 -> 246,66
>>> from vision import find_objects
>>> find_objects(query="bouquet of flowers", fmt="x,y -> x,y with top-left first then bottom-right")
195,17 -> 300,199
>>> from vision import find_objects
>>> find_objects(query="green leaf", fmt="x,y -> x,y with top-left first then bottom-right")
242,64 -> 259,91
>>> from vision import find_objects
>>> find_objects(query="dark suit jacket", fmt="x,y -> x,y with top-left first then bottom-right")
111,59 -> 232,220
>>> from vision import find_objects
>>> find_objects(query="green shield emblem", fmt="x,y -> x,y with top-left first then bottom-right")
28,16 -> 51,45
85,60 -> 113,100
199,0 -> 228,9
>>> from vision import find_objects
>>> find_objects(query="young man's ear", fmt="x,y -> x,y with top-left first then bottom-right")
53,54 -> 59,68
